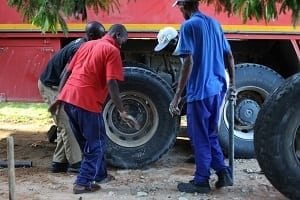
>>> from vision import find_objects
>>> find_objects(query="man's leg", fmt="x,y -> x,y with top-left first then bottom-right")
209,93 -> 233,188
64,103 -> 105,192
38,80 -> 68,172
177,100 -> 212,193
188,100 -> 212,184
56,105 -> 82,171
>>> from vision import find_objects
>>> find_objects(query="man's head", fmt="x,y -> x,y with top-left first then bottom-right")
107,24 -> 128,47
173,0 -> 199,20
154,27 -> 178,53
85,21 -> 106,41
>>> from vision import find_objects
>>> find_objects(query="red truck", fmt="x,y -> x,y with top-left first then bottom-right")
0,0 -> 299,170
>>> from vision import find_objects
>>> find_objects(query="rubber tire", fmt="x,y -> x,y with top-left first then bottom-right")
254,73 -> 300,200
219,63 -> 284,158
104,67 -> 180,169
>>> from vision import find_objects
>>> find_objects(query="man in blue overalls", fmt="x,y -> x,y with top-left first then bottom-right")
170,0 -> 236,193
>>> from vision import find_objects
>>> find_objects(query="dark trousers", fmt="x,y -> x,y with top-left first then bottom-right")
64,102 -> 107,187
187,93 -> 227,184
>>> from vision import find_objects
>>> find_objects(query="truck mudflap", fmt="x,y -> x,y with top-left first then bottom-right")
218,63 -> 284,158
254,73 -> 300,199
103,66 -> 180,169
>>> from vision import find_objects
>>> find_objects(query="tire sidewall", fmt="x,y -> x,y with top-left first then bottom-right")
105,67 -> 180,168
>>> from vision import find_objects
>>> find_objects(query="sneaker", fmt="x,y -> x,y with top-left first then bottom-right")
177,180 -> 211,193
68,162 -> 81,173
215,169 -> 233,188
73,183 -> 101,194
51,162 -> 68,173
94,174 -> 115,184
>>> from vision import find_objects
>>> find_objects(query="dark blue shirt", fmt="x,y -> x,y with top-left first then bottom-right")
40,38 -> 87,87
177,11 -> 231,102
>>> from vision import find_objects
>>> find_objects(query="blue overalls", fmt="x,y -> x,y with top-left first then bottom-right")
177,11 -> 231,184
63,102 -> 107,187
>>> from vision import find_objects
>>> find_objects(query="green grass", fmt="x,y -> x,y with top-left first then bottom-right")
0,102 -> 52,125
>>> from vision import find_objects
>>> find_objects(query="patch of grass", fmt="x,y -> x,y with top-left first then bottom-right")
0,102 -> 52,126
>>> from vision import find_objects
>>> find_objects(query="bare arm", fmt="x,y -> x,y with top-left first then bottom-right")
225,51 -> 235,88
107,79 -> 140,129
107,79 -> 125,113
169,54 -> 193,116
175,55 -> 193,97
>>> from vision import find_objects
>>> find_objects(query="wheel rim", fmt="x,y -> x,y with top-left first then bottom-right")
103,91 -> 159,148
223,86 -> 268,140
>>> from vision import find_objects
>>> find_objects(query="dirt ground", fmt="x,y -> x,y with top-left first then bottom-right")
0,124 -> 287,200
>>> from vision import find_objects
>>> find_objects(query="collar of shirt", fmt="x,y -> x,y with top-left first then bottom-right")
102,35 -> 120,49
190,11 -> 203,18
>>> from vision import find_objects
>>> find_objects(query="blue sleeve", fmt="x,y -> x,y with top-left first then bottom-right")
219,25 -> 231,54
177,22 -> 193,57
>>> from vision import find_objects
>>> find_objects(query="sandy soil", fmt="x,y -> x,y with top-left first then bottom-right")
0,124 -> 287,200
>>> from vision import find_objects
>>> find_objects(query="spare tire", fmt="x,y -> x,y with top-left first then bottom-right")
219,63 -> 284,158
103,67 -> 180,169
254,73 -> 300,199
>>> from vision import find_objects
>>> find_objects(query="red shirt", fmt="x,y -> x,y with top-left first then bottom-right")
58,35 -> 124,113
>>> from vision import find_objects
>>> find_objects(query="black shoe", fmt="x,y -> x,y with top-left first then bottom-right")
73,183 -> 101,194
68,162 -> 81,173
215,169 -> 233,188
51,162 -> 68,173
177,180 -> 211,193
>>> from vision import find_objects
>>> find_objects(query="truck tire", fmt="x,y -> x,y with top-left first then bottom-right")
103,67 -> 180,169
219,63 -> 284,158
254,73 -> 300,200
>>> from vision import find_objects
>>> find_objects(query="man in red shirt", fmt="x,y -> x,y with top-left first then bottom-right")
57,24 -> 139,194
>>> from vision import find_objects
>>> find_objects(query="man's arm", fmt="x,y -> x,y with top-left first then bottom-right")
107,79 -> 140,129
225,51 -> 235,88
48,64 -> 71,115
175,55 -> 193,97
58,64 -> 71,92
107,79 -> 125,113
169,54 -> 193,116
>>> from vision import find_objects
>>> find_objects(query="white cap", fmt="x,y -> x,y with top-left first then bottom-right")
172,0 -> 198,7
154,27 -> 178,52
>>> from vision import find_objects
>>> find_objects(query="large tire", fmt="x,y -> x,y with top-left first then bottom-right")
103,67 -> 180,169
254,73 -> 300,200
219,63 -> 284,158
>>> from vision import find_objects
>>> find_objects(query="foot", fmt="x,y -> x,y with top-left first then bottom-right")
215,169 -> 233,188
177,180 -> 211,193
73,183 -> 101,194
68,162 -> 81,173
51,162 -> 68,173
94,174 -> 115,184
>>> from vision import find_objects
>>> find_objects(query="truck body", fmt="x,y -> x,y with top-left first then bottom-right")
0,0 -> 299,169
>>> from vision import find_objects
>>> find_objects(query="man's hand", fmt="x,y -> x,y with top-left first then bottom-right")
169,95 -> 181,117
228,85 -> 237,105
119,111 -> 141,130
48,100 -> 61,115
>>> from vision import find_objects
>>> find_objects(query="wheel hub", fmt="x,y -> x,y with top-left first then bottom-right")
235,99 -> 260,127
103,92 -> 159,148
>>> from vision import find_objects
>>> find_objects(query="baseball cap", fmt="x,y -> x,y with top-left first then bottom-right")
154,27 -> 178,52
172,0 -> 199,7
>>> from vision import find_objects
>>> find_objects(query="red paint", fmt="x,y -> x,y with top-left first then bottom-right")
0,0 -> 299,102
